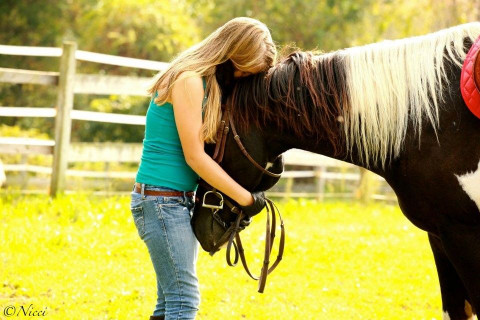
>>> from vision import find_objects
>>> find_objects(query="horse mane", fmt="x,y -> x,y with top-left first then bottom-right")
230,51 -> 347,155
230,22 -> 480,167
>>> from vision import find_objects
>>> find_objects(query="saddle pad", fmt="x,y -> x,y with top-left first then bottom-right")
461,35 -> 480,119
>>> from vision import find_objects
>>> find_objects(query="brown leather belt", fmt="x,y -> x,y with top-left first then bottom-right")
134,183 -> 194,197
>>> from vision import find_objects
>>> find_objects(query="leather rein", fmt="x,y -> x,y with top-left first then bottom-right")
201,106 -> 285,293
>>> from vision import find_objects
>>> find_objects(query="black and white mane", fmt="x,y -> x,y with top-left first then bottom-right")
231,22 -> 480,167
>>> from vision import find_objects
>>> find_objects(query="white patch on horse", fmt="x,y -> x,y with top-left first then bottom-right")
456,160 -> 480,211
464,300 -> 475,319
265,162 -> 274,170
442,308 -> 475,320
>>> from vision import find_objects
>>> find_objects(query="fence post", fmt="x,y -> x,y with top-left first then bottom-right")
0,159 -> 5,187
314,165 -> 325,202
284,176 -> 294,200
355,168 -> 378,204
20,154 -> 28,189
50,41 -> 76,196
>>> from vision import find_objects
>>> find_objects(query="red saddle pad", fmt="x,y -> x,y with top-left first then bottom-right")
461,35 -> 480,119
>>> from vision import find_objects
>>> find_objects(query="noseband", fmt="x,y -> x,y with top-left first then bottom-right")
200,106 -> 285,293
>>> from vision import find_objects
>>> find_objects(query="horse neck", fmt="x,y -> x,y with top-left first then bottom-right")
263,123 -> 387,177
262,124 -> 342,158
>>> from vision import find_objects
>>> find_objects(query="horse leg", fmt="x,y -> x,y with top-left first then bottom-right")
429,234 -> 476,320
436,216 -> 480,319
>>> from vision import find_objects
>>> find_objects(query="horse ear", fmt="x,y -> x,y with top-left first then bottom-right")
254,155 -> 284,191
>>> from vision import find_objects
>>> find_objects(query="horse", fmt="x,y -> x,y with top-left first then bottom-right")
193,22 -> 480,319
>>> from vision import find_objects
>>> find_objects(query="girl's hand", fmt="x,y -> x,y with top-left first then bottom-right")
240,192 -> 266,217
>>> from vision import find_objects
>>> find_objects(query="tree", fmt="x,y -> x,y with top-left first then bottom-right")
0,0 -> 202,142
193,0 -> 376,52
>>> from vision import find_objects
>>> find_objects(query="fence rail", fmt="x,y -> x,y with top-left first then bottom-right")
0,107 -> 147,125
0,44 -> 168,70
0,67 -> 152,96
0,137 -> 395,199
0,137 -> 356,168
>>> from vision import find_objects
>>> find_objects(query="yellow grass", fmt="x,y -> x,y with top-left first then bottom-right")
0,194 -> 441,320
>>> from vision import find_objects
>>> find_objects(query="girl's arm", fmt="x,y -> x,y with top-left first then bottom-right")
171,72 -> 254,207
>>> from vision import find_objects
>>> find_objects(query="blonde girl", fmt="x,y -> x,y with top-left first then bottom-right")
130,17 -> 276,320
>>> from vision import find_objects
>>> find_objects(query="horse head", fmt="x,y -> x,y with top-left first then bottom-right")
192,72 -> 284,253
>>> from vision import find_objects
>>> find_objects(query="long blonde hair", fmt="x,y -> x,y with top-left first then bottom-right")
148,17 -> 277,143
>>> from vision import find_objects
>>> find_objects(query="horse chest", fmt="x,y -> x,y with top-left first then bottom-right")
385,146 -> 480,234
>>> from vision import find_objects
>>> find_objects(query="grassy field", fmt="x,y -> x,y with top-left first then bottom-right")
0,194 -> 441,320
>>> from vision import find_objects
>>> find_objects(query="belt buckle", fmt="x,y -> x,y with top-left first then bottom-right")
202,190 -> 224,210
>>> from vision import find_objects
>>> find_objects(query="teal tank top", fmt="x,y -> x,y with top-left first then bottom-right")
135,78 -> 206,191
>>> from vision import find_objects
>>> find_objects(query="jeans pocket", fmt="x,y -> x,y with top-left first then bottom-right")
159,202 -> 191,224
131,206 -> 145,239
130,192 -> 144,208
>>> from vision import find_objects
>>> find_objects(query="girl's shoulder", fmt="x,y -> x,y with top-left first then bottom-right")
172,72 -> 206,95
170,71 -> 206,103
176,71 -> 203,85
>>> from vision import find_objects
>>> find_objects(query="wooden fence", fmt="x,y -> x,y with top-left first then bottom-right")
0,42 -> 396,200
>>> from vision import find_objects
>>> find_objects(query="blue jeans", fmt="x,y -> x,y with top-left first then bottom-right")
130,184 -> 200,320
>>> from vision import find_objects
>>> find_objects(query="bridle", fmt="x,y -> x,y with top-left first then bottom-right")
211,107 -> 282,178
199,105 -> 285,293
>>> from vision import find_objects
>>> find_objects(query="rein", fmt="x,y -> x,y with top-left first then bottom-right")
201,107 -> 285,293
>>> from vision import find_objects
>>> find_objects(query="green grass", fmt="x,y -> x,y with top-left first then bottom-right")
0,194 -> 441,320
